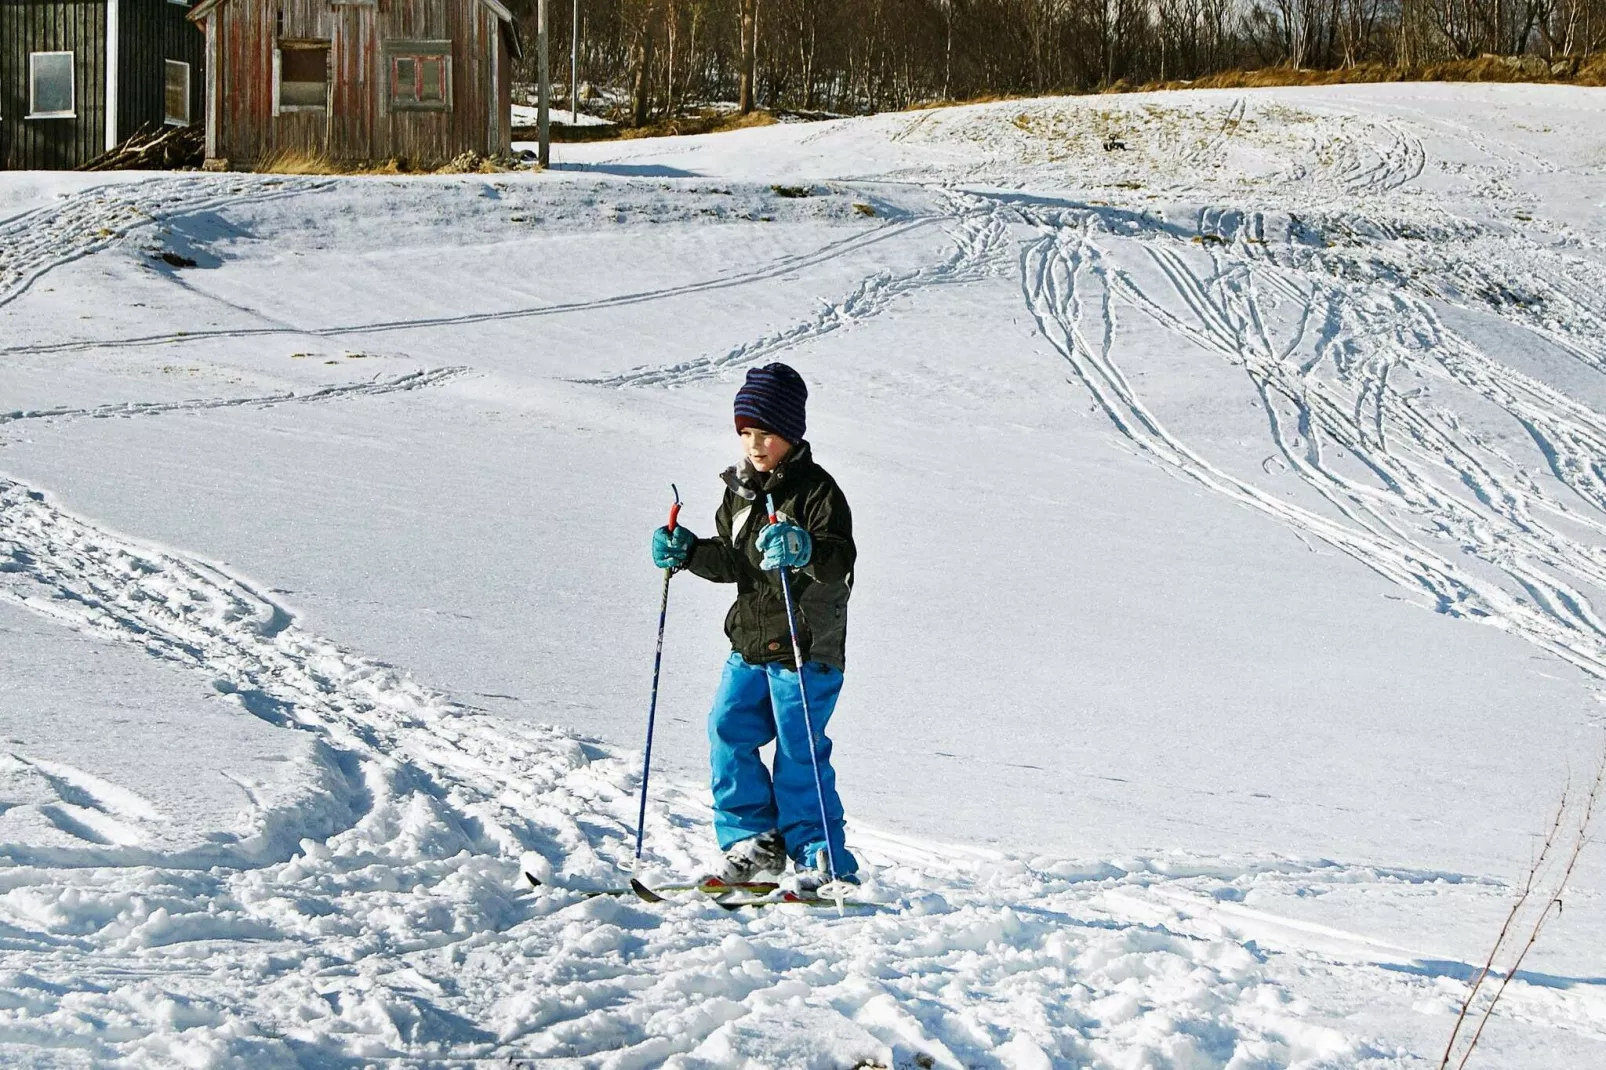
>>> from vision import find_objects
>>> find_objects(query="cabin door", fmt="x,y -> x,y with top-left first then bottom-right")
329,2 -> 377,162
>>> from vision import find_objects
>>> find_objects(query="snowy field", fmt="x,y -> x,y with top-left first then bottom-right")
2,83 -> 1606,1067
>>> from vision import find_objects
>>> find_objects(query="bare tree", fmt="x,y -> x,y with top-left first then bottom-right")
631,0 -> 659,125
507,0 -> 1600,124
738,0 -> 758,112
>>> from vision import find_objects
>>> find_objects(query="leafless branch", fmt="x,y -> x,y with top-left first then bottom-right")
1442,732 -> 1606,1070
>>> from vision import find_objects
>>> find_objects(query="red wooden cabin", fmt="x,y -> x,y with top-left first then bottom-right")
187,0 -> 518,169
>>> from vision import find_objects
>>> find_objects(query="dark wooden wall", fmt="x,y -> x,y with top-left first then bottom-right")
119,0 -> 205,133
1,0 -> 109,169
206,0 -> 507,167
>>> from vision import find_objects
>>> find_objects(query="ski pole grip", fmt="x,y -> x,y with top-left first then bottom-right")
665,483 -> 682,532
765,494 -> 778,525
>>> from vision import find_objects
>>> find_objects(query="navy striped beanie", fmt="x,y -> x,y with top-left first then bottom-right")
733,362 -> 808,445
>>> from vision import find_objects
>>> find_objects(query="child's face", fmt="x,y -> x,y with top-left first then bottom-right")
740,427 -> 792,472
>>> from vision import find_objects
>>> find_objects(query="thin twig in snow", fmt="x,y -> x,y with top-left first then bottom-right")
1440,732 -> 1605,1070
1436,775 -> 1570,1070
1454,741 -> 1604,1070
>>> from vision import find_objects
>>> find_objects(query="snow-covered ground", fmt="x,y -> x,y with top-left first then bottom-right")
2,83 -> 1605,1067
511,103 -> 614,127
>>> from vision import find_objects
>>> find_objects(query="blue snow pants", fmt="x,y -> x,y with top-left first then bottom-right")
707,652 -> 857,876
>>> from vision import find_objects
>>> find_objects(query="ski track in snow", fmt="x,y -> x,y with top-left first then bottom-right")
2,479 -> 1571,1066
0,367 -> 470,430
0,175 -> 332,309
1010,190 -> 1606,680
0,214 -> 933,360
586,96 -> 1606,682
5,94 -> 1606,1064
583,192 -> 1014,388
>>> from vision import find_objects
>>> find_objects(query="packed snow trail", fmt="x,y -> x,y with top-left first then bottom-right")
1005,192 -> 1606,680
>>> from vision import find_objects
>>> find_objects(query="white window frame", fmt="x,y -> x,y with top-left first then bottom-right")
164,60 -> 191,125
28,51 -> 76,119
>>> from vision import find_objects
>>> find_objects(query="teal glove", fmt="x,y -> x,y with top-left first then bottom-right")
757,522 -> 812,570
652,525 -> 696,569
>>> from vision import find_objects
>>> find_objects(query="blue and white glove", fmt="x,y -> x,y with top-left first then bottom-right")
757,522 -> 812,570
652,525 -> 696,569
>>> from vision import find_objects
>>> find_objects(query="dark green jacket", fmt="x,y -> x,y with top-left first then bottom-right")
685,441 -> 855,670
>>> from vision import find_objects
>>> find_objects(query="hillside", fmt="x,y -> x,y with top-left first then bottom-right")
2,83 -> 1604,1066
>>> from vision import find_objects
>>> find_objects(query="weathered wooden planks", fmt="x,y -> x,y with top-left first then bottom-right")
192,0 -> 514,168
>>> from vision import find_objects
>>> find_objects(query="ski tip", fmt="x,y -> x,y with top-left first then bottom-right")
630,878 -> 666,903
524,871 -> 543,889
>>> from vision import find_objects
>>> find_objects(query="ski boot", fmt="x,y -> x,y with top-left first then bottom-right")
780,850 -> 860,902
698,830 -> 787,891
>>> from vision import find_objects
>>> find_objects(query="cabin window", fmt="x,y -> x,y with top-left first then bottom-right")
276,42 -> 330,112
28,52 -> 75,119
387,44 -> 451,111
165,61 -> 191,125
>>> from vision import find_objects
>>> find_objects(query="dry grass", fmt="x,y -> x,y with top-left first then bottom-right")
532,108 -> 777,144
251,148 -> 512,175
255,148 -> 349,175
1132,53 -> 1602,93
893,52 -> 1606,116
1576,52 -> 1606,85
910,91 -> 1029,111
616,108 -> 778,140
434,151 -> 513,174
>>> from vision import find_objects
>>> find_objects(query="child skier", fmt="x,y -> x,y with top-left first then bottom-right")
650,362 -> 859,893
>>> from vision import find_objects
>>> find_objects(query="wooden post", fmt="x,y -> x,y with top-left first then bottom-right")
737,0 -> 755,114
537,0 -> 550,168
205,14 -> 220,163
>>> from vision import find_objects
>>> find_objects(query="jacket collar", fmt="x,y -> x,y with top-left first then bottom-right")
721,440 -> 813,502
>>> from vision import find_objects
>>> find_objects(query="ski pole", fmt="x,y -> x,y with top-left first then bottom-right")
765,493 -> 844,904
632,484 -> 681,883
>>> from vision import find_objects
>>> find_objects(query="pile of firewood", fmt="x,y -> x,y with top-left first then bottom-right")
79,123 -> 205,172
